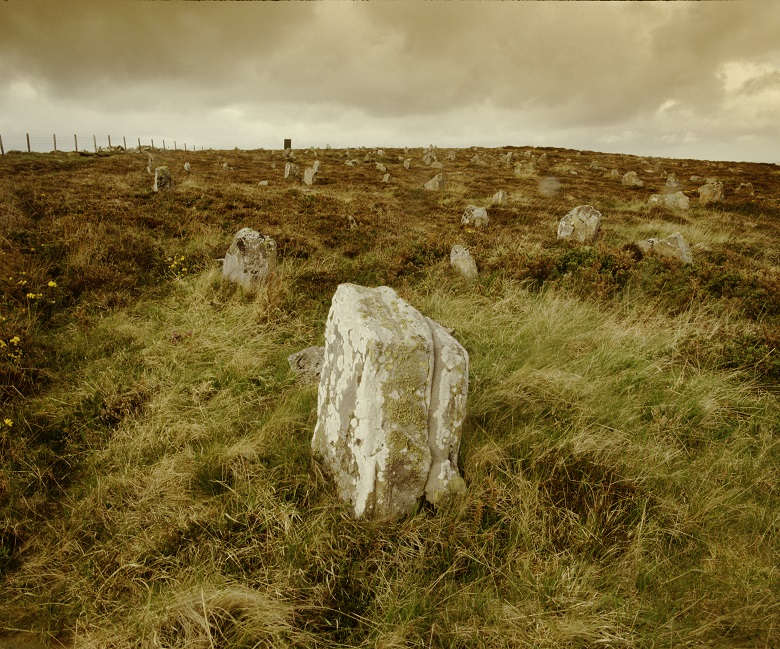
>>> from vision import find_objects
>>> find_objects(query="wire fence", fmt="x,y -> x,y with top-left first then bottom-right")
0,133 -> 201,154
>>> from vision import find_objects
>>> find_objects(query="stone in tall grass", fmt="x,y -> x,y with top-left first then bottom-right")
403,158 -> 412,170
735,182 -> 754,196
184,162 -> 191,172
557,205 -> 601,244
637,232 -> 692,264
462,205 -> 489,228
450,245 -> 478,281
312,284 -> 468,521
303,166 -> 318,185
153,166 -> 171,192
288,346 -> 325,384
222,228 -> 277,290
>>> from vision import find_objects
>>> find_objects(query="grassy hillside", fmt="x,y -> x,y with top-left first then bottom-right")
1,145 -> 778,648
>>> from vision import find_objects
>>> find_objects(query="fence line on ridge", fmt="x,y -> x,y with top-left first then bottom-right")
0,133 -> 202,155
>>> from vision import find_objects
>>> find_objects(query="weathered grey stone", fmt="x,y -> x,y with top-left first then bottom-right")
462,205 -> 489,228
376,162 -> 387,173
284,162 -> 301,180
470,154 -> 485,165
446,151 -> 456,161
153,166 -> 171,192
312,160 -> 322,173
424,173 -> 446,191
403,159 -> 412,170
690,175 -> 703,182
491,190 -> 507,206
735,182 -> 754,196
288,346 -> 325,384
698,180 -> 724,206
557,205 -> 601,244
423,153 -> 437,166
450,245 -> 478,281
222,228 -> 277,289
637,232 -> 692,264
499,152 -> 513,166
649,191 -> 689,210
382,173 -> 391,183
222,162 -> 230,170
184,162 -> 191,172
609,169 -> 620,178
376,149 -> 385,157
430,161 -> 444,169
258,180 -> 269,186
345,160 -> 354,167
514,161 -> 536,176
303,166 -> 318,185
312,284 -> 468,520
622,171 -> 645,187
665,173 -> 681,190
538,153 -> 548,167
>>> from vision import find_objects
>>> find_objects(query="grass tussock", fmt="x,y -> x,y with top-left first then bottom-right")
1,146 -> 779,648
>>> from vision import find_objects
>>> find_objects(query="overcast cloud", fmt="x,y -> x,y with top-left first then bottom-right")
1,1 -> 778,163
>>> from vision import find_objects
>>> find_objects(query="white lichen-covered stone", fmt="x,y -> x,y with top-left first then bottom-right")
424,173 -> 446,191
312,284 -> 468,521
557,205 -> 601,244
382,173 -> 391,183
153,166 -> 171,192
222,228 -> 277,289
403,158 -> 412,170
450,245 -> 478,281
637,232 -> 692,264
376,162 -> 387,172
184,162 -> 191,172
462,205 -> 489,227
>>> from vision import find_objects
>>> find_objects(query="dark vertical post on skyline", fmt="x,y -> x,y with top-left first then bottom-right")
108,135 -> 112,148
53,134 -> 57,152
284,138 -> 292,149
74,134 -> 78,151
93,135 -> 97,153
123,136 -> 127,150
0,135 -> 4,155
26,133 -> 31,153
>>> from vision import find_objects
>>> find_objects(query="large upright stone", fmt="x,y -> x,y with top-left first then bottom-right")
424,173 -> 446,191
637,232 -> 692,264
303,166 -> 318,185
153,166 -> 171,192
222,228 -> 277,290
312,284 -> 468,521
698,180 -> 724,206
491,190 -> 507,206
557,205 -> 601,244
461,205 -> 489,227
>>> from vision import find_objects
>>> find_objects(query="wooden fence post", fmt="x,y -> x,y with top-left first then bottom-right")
162,140 -> 166,150
74,134 -> 78,151
184,143 -> 187,152
0,134 -> 4,155
93,135 -> 97,153
137,137 -> 141,150
26,133 -> 31,153
174,140 -> 177,150
151,139 -> 154,149
53,134 -> 57,152
123,136 -> 126,150
108,135 -> 112,148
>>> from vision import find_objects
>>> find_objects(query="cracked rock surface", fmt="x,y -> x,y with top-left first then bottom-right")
312,284 -> 468,521
222,228 -> 277,290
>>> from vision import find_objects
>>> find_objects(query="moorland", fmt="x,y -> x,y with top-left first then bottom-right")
0,144 -> 778,648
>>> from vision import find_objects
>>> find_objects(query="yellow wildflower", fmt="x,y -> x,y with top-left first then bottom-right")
3,419 -> 11,427
48,280 -> 57,287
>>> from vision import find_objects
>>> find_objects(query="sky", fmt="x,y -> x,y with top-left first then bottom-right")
1,1 -> 779,164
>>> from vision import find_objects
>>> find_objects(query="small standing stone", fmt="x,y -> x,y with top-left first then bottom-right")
303,166 -> 318,185
284,162 -> 301,180
222,228 -> 277,289
153,166 -> 172,192
376,162 -> 387,172
424,173 -> 446,191
557,205 -> 601,244
462,205 -> 489,228
648,191 -> 689,210
403,159 -> 412,170
382,173 -> 391,183
637,232 -> 692,264
735,182 -> 754,196
698,179 -> 724,206
450,245 -> 478,281
258,180 -> 269,186
288,346 -> 325,384
622,171 -> 645,188
491,190 -> 507,206
184,162 -> 191,172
